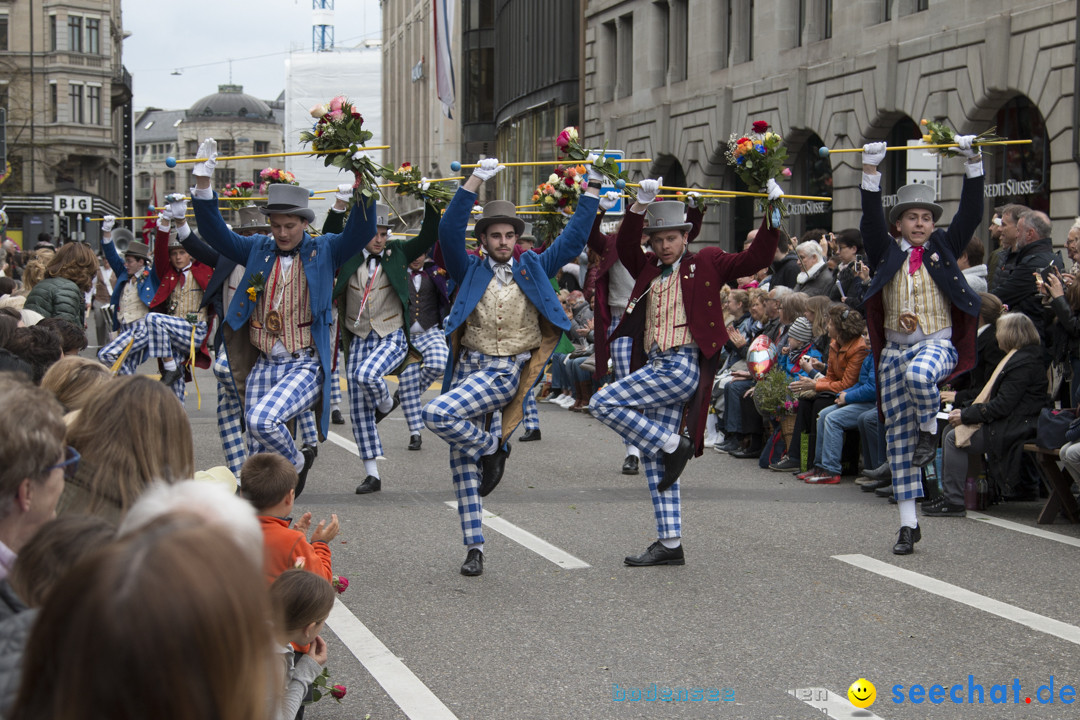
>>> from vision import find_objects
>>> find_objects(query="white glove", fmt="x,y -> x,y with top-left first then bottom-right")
471,157 -> 504,182
156,212 -> 171,232
191,138 -> 217,178
585,153 -> 604,184
335,183 -> 353,204
685,191 -> 701,209
599,191 -> 620,212
955,134 -> 978,158
862,142 -> 887,167
166,194 -> 187,220
419,176 -> 431,191
636,177 -> 662,205
101,215 -> 116,233
766,178 -> 784,202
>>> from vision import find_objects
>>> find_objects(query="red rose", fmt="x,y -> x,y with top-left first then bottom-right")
737,137 -> 750,145
402,162 -> 411,168
330,685 -> 347,700
558,196 -> 569,207
752,121 -> 769,133
332,576 -> 349,594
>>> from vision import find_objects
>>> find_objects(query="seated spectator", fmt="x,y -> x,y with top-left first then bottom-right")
61,375 -> 194,521
0,277 -> 17,297
855,405 -> 890,491
10,523 -> 277,720
5,326 -> 62,383
793,240 -> 835,297
269,570 -> 335,720
239,453 -> 338,584
1042,271 -> 1080,406
22,242 -> 98,328
1064,217 -> 1080,277
34,317 -> 87,356
944,292 -> 1006,408
958,235 -> 988,293
802,351 -> 877,484
992,210 -> 1061,339
828,229 -> 865,302
804,295 -> 833,360
39,356 -> 111,417
0,516 -> 114,715
930,313 -> 1049,516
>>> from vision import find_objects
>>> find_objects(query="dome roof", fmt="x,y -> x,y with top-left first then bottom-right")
188,85 -> 274,122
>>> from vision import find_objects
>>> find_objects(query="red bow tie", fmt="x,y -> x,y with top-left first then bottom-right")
908,246 -> 924,275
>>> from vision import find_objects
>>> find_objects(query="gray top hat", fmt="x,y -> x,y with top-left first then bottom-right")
375,203 -> 391,228
888,183 -> 943,225
518,221 -> 536,242
473,200 -> 525,237
236,205 -> 271,233
123,239 -> 150,261
258,184 -> 315,224
644,201 -> 692,234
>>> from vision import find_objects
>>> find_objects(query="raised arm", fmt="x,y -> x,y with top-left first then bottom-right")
178,224 -> 220,268
189,138 -> 254,265
538,192 -> 600,277
438,186 -> 477,283
399,202 -> 441,264
858,143 -> 891,269
98,215 -> 124,276
152,213 -> 172,283
713,215 -> 780,279
328,195 -> 377,268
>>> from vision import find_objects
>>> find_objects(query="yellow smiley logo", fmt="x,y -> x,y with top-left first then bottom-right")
848,678 -> 876,708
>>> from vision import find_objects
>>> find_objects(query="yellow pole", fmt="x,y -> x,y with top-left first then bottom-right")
168,145 -> 391,164
823,139 -> 1032,154
454,158 -> 653,169
625,183 -> 831,203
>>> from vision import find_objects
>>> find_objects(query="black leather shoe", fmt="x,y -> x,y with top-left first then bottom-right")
892,524 -> 922,555
160,366 -> 184,387
912,431 -> 937,467
408,434 -> 422,451
862,462 -> 892,480
331,409 -> 345,425
862,477 -> 892,492
520,428 -> 541,442
354,475 -> 381,494
460,548 -> 483,576
659,435 -> 694,492
717,437 -> 741,453
478,442 -> 511,497
875,485 -> 894,498
728,444 -> 762,459
624,541 -> 685,566
375,390 -> 400,424
621,455 -> 640,475
295,444 -> 316,499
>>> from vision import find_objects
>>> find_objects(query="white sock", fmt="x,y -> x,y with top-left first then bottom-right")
376,395 -> 394,414
898,499 -> 918,529
660,433 -> 681,454
467,542 -> 484,553
919,419 -> 937,433
162,359 -> 178,371
363,459 -> 379,478
628,446 -> 641,458
660,537 -> 681,549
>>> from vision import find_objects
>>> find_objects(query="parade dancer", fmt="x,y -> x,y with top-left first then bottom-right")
97,217 -> 158,375
397,250 -> 451,451
423,156 -> 601,576
587,190 -> 705,473
859,138 -> 983,555
332,200 -> 440,493
590,180 -> 780,567
190,138 -> 376,495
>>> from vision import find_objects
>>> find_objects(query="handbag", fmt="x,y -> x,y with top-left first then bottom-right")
956,350 -> 1016,448
1037,407 -> 1078,449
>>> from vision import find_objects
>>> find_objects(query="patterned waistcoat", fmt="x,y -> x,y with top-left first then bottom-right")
883,257 -> 952,335
462,279 -> 542,357
250,258 -> 313,354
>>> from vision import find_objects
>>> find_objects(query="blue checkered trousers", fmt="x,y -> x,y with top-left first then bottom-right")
97,320 -> 149,375
143,312 -> 209,403
608,314 -> 637,453
878,338 -> 957,500
245,349 -> 323,470
399,326 -> 450,434
522,383 -> 540,431
422,350 -> 528,546
346,328 -> 408,459
212,349 -> 247,476
589,345 -> 700,539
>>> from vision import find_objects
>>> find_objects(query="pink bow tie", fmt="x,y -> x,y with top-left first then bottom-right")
908,246 -> 924,275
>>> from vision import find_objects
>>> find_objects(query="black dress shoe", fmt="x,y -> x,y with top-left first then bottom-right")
862,477 -> 892,492
717,437 -> 741,453
160,366 -> 184,386
624,541 -> 685,566
460,548 -> 483,576
659,435 -> 694,492
892,524 -> 922,555
478,442 -> 511,497
621,455 -> 640,475
875,485 -> 894,498
912,431 -> 937,467
331,409 -> 345,425
354,475 -> 381,494
295,444 -> 316,499
375,390 -> 400,424
728,444 -> 762,459
520,428 -> 542,442
408,434 -> 422,451
862,462 -> 892,480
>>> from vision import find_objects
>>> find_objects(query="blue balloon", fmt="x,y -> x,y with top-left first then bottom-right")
165,156 -> 178,168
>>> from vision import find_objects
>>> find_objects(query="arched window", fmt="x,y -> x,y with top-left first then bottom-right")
986,96 -> 1049,214
787,132 -> 832,238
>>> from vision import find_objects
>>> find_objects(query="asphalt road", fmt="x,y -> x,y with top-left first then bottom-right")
180,367 -> 1080,720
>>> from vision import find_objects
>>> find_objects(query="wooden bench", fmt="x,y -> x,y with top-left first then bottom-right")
1022,444 -> 1080,524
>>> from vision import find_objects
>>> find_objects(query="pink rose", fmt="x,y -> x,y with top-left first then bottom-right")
329,109 -> 344,121
330,685 -> 347,700
332,576 -> 349,594
781,168 -> 792,178
329,96 -> 345,113
556,130 -> 571,151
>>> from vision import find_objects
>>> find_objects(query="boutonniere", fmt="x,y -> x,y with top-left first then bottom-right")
246,271 -> 265,302
689,263 -> 696,278
309,249 -> 317,261
385,248 -> 392,259
930,253 -> 940,263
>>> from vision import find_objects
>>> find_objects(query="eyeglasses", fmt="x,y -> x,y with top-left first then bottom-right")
45,446 -> 80,480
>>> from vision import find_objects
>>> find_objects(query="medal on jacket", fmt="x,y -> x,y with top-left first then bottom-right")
265,309 -> 283,335
263,259 -> 287,336
898,311 -> 918,334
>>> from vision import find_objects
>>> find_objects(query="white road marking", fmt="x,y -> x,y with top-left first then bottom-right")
326,599 -> 459,720
967,511 -> 1080,549
788,688 -> 887,719
834,554 -> 1080,646
326,431 -> 384,460
444,501 -> 591,569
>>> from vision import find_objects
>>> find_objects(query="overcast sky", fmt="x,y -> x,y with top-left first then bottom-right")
121,0 -> 383,111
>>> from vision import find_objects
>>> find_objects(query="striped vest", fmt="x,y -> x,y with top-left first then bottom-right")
169,271 -> 207,323
646,270 -> 693,352
345,260 -> 403,338
250,258 -> 314,354
883,255 -> 952,335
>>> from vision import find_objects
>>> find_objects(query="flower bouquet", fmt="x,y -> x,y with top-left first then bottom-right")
379,161 -> 456,210
530,164 -> 587,247
674,190 -> 727,210
555,126 -> 627,186
258,167 -> 297,194
725,120 -> 789,225
220,181 -> 255,211
331,575 -> 349,594
300,95 -> 384,207
920,119 -> 1003,158
752,367 -> 796,421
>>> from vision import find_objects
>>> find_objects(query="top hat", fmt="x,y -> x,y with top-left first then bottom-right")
258,184 -> 315,224
167,228 -> 182,250
123,239 -> 151,261
518,221 -> 536,243
643,201 -> 692,234
888,183 -> 943,225
473,200 -> 525,237
375,203 -> 391,228
235,205 -> 271,233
